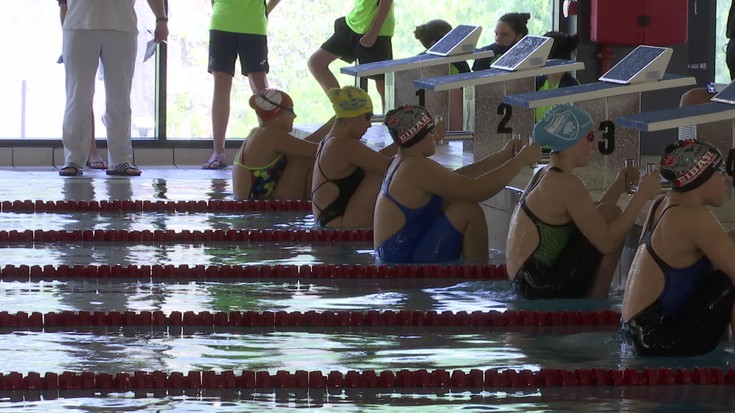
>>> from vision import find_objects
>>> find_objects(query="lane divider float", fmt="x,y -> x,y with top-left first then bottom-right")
1,263 -> 507,280
0,367 -> 733,391
0,309 -> 620,328
0,228 -> 374,243
0,199 -> 312,213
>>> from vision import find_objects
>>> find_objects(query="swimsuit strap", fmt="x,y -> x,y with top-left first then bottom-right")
311,136 -> 336,214
643,199 -> 680,273
233,128 -> 258,168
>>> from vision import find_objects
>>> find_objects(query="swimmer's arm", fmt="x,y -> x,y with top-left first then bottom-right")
272,130 -> 318,158
303,117 -> 336,143
378,142 -> 399,157
361,0 -> 393,47
566,178 -> 649,253
692,213 -> 735,279
347,140 -> 392,175
598,166 -> 638,205
416,156 -> 526,202
455,137 -> 522,178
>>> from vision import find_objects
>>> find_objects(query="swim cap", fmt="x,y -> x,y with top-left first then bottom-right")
532,104 -> 593,152
249,89 -> 294,121
660,139 -> 723,192
384,105 -> 435,148
327,86 -> 373,119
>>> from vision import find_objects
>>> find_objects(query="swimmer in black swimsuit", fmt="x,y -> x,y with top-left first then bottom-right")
506,104 -> 661,299
622,139 -> 735,356
311,86 -> 399,228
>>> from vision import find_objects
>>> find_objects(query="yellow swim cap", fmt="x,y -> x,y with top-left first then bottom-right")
327,86 -> 373,119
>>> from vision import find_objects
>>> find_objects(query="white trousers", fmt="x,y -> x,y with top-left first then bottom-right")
62,29 -> 137,167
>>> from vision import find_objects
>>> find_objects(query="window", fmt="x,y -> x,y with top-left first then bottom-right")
0,1 -> 156,140
0,0 -> 554,140
716,0 -> 732,83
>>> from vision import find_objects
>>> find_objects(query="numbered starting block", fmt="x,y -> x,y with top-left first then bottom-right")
503,45 -> 695,190
416,35 -> 583,160
617,80 -> 735,176
340,25 -> 493,122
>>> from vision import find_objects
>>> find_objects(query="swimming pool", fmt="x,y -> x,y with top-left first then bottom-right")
0,174 -> 733,412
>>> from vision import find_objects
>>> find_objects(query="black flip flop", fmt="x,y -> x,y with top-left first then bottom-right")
106,162 -> 142,176
59,163 -> 83,176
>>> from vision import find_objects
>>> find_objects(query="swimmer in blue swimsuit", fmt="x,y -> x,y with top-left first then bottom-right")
622,140 -> 735,356
374,105 -> 541,264
506,104 -> 661,299
232,89 -> 334,200
311,86 -> 399,228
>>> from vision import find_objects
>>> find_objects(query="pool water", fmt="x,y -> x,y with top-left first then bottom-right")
0,241 -> 377,266
0,279 -> 623,314
0,174 -> 733,412
1,386 -> 734,412
0,211 -> 316,231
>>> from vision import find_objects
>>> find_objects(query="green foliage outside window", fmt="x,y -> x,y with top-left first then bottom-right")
166,0 -> 553,139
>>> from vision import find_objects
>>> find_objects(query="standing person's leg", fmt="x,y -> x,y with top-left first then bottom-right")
61,29 -> 101,175
86,106 -> 107,169
101,29 -> 139,175
308,17 -> 353,94
208,71 -> 233,169
355,34 -> 392,114
308,49 -> 341,94
247,72 -> 268,94
205,30 -> 243,169
374,79 -> 386,113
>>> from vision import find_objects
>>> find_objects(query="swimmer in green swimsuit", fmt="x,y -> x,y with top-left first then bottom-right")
232,89 -> 334,200
506,104 -> 661,299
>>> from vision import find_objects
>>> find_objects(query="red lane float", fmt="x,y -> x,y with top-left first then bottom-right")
0,368 -> 733,391
0,228 -> 374,243
0,309 -> 622,329
0,199 -> 312,213
1,263 -> 508,280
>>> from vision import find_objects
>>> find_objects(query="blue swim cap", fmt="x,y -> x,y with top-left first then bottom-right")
532,104 -> 593,153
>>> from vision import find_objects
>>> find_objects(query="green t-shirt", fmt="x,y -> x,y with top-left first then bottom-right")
210,0 -> 267,35
345,0 -> 395,36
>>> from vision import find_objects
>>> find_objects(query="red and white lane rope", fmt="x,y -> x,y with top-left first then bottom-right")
0,309 -> 620,328
0,367 -> 733,391
0,199 -> 312,213
0,263 -> 509,280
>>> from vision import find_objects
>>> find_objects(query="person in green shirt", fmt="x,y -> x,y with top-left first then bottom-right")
308,0 -> 394,112
204,0 -> 281,170
534,31 -> 580,122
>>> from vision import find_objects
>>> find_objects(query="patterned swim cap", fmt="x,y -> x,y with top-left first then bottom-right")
249,89 -> 294,120
327,86 -> 373,119
532,104 -> 593,152
660,139 -> 723,192
384,105 -> 435,148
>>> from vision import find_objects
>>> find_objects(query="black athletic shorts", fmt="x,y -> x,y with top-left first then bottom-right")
320,17 -> 392,80
621,270 -> 735,357
512,230 -> 603,299
208,30 -> 269,76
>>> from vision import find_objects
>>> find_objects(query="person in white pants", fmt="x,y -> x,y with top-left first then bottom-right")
59,0 -> 168,176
